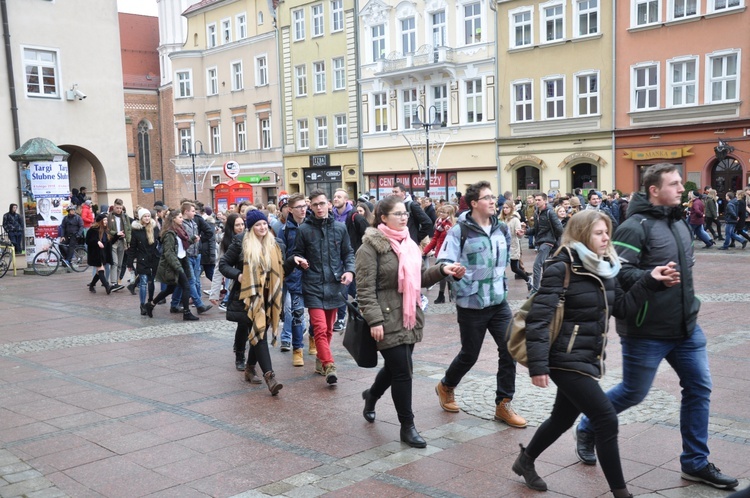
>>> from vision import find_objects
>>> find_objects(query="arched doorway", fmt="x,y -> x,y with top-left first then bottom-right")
516,165 -> 540,199
711,158 -> 743,200
570,163 -> 598,191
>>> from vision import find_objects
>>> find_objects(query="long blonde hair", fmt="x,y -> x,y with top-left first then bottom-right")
499,199 -> 516,223
241,227 -> 276,272
558,209 -> 617,261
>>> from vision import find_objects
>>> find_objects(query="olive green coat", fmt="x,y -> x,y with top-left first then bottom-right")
355,227 -> 445,351
155,230 -> 191,285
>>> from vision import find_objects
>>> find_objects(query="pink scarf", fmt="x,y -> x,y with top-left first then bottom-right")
378,224 -> 422,330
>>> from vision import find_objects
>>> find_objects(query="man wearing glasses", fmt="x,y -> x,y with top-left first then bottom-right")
436,181 -> 527,427
290,190 -> 355,385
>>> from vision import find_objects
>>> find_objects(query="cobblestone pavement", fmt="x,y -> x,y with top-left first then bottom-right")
0,248 -> 749,497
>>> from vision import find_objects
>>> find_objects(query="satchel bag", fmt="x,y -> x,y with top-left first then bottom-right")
506,262 -> 570,367
225,299 -> 250,325
342,254 -> 379,368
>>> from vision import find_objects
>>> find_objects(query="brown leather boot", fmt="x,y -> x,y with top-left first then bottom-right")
308,334 -> 317,356
292,348 -> 304,367
244,364 -> 262,384
435,381 -> 459,412
495,398 -> 527,428
264,371 -> 282,395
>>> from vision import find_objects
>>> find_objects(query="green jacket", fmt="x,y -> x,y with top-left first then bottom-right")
155,230 -> 191,285
108,211 -> 132,244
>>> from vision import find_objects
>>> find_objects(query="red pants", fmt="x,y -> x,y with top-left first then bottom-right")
308,308 -> 337,366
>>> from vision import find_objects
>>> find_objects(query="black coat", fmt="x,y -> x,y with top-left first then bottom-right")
85,226 -> 114,267
196,215 -> 216,265
127,220 -> 161,276
406,200 -> 433,244
525,247 -> 658,379
345,211 -> 370,253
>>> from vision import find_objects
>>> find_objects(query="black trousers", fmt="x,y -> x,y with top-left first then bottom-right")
369,343 -> 415,425
151,259 -> 191,311
705,217 -> 722,239
510,259 -> 529,281
525,369 -> 625,491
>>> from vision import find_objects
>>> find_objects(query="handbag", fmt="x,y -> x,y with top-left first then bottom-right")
342,254 -> 379,368
225,299 -> 250,324
506,262 -> 570,367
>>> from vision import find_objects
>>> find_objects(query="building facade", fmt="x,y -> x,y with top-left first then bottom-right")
496,0 -> 615,200
613,0 -> 750,196
357,0 -> 498,202
278,0 -> 362,199
170,0 -> 283,209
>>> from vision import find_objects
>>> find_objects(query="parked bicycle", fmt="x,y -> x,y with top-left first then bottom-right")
32,235 -> 89,276
0,239 -> 12,278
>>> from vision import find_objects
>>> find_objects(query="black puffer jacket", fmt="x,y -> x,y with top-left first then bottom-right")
525,247 -> 659,379
127,220 -> 160,276
289,215 -> 355,309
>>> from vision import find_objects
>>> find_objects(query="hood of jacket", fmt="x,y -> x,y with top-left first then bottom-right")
362,227 -> 392,254
131,219 -> 157,231
332,202 -> 353,223
627,192 -> 683,221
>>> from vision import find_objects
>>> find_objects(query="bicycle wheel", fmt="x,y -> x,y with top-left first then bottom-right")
32,250 -> 60,276
0,248 -> 10,278
69,247 -> 89,272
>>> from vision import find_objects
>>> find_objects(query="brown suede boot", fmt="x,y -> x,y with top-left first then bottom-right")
495,398 -> 527,428
244,364 -> 262,384
292,348 -> 304,367
512,444 -> 547,491
264,371 -> 282,395
308,334 -> 317,356
435,381 -> 459,412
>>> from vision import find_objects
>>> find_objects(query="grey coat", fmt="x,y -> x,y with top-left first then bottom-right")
355,227 -> 445,351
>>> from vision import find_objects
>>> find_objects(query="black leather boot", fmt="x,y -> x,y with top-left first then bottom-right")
434,292 -> 445,304
512,444 -> 547,491
400,424 -> 426,448
183,310 -> 199,321
234,350 -> 246,371
97,270 -> 112,294
362,389 -> 377,423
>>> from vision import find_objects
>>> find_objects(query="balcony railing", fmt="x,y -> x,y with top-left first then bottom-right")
378,44 -> 455,73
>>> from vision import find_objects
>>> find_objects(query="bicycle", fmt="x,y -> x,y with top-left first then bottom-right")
0,240 -> 12,278
32,235 -> 89,276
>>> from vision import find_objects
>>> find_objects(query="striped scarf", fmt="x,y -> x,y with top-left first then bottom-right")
238,243 -> 283,346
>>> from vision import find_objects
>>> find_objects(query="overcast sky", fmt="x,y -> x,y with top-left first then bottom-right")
117,0 -> 158,16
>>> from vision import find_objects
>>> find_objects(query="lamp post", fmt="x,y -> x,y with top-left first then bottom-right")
412,105 -> 443,197
181,140 -> 206,201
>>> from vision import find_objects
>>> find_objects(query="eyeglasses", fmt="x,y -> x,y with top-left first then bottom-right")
311,201 -> 328,208
290,205 -> 307,210
389,211 -> 410,218
478,195 -> 497,202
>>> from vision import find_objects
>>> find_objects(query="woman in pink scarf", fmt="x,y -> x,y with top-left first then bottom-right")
355,195 -> 465,448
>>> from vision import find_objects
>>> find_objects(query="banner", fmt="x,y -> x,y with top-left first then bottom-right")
23,161 -> 71,261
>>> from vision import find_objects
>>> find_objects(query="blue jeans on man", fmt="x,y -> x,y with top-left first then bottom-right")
531,242 -> 554,292
722,223 -> 745,249
336,280 -> 357,322
281,292 -> 306,351
578,325 -> 712,473
171,255 -> 205,308
690,223 -> 713,246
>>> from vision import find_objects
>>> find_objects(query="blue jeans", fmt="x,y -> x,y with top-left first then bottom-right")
139,273 -> 155,305
281,292 -> 306,350
337,280 -> 357,321
722,223 -> 745,248
171,255 -> 204,308
690,223 -> 712,246
531,243 -> 554,292
579,325 -> 712,473
443,301 -> 516,405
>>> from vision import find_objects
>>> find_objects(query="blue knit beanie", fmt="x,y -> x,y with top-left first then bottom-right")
245,209 -> 268,229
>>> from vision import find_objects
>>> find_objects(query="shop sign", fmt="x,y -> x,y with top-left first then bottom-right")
622,146 -> 694,160
304,168 -> 341,183
309,154 -> 330,167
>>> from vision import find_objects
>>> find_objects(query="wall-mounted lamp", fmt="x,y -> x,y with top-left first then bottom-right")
66,83 -> 87,101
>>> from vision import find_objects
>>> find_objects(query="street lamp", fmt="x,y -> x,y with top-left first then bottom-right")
412,105 -> 443,197
181,140 -> 206,201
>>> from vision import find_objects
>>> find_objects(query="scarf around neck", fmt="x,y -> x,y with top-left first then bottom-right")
378,223 -> 422,330
239,240 -> 283,347
571,242 -> 621,279
172,224 -> 191,251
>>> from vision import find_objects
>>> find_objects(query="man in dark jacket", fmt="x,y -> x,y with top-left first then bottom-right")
333,189 -> 369,332
107,199 -> 132,291
170,202 -> 212,314
585,191 -> 618,231
59,205 -> 83,265
718,191 -> 747,250
524,192 -> 564,293
423,197 -> 437,225
392,183 -> 432,244
574,163 -> 738,490
290,189 -> 355,385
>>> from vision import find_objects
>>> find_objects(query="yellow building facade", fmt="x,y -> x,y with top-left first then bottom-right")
496,0 -> 615,199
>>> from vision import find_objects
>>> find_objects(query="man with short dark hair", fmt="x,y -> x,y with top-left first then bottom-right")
586,191 -> 618,231
59,205 -> 83,266
718,191 -> 748,250
392,183 -> 433,244
107,199 -> 131,291
436,181 -> 527,427
524,192 -> 564,293
170,202 -> 213,314
574,163 -> 738,491
290,190 -> 355,385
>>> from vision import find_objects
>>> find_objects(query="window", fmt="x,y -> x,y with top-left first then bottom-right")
137,120 -> 152,181
668,58 -> 697,106
176,70 -> 192,97
707,51 -> 739,103
331,0 -> 344,32
335,115 -> 348,146
221,19 -> 231,44
633,64 -> 659,110
207,67 -> 218,95
432,10 -> 446,47
260,118 -> 271,149
236,14 -> 247,39
295,65 -> 307,96
207,23 -> 217,48
372,24 -> 386,61
401,17 -> 416,54
403,88 -> 418,129
236,121 -> 247,151
255,56 -> 268,86
23,48 -> 59,97
634,0 -> 660,26
314,61 -> 326,93
258,12 -> 264,25
464,3 -> 482,44
542,2 -> 564,42
671,0 -> 698,19
211,125 -> 221,153
298,119 -> 309,149
511,8 -> 533,48
333,57 -> 345,90
231,61 -> 243,91
543,77 -> 565,119
513,81 -> 533,122
374,92 -> 388,132
466,79 -> 483,123
575,72 -> 599,116
179,129 -> 192,155
312,4 -> 324,36
710,0 -> 742,13
316,117 -> 328,148
575,0 -> 598,37
293,9 -> 305,41
432,84 -> 448,125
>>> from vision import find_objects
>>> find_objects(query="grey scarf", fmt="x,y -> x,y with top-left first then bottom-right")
572,242 -> 621,279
